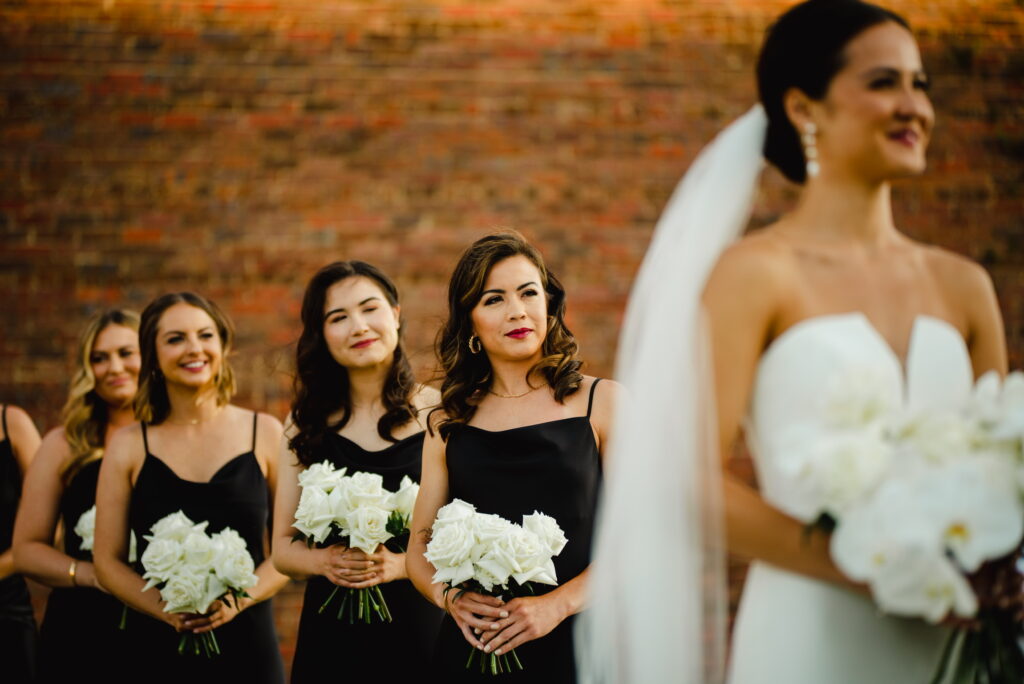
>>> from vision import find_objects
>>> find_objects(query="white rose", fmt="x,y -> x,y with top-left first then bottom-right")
344,471 -> 389,510
345,505 -> 393,554
140,538 -> 184,589
149,510 -> 206,543
128,531 -> 138,564
471,514 -> 515,562
424,520 -> 476,586
293,485 -> 336,544
434,499 -> 477,528
328,483 -> 352,525
182,530 -> 216,568
476,538 -> 516,591
298,462 -> 345,492
508,527 -> 556,586
160,569 -> 207,614
212,527 -> 248,554
389,476 -> 420,520
522,512 -> 568,557
74,506 -> 97,552
196,573 -> 228,615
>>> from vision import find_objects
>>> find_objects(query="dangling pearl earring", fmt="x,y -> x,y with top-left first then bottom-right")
802,122 -> 820,179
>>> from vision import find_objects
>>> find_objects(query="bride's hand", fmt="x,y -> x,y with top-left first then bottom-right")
445,589 -> 508,650
478,594 -> 566,655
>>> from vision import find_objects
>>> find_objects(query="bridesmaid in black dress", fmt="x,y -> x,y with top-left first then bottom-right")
0,403 -> 41,684
408,232 -> 619,682
94,292 -> 288,683
272,261 -> 443,683
13,310 -> 139,683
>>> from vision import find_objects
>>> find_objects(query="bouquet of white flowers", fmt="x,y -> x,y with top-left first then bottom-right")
793,370 -> 1024,682
74,504 -> 138,562
139,511 -> 259,657
424,499 -> 567,675
291,462 -> 420,623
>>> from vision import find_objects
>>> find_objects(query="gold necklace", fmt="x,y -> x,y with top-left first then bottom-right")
488,385 -> 541,399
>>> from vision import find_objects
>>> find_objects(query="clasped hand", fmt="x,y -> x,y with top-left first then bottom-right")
447,590 -> 564,655
322,544 -> 406,588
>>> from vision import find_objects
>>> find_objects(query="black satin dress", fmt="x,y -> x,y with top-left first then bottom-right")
0,406 -> 36,684
121,413 -> 284,684
36,458 -> 130,682
431,380 -> 604,682
290,430 -> 444,683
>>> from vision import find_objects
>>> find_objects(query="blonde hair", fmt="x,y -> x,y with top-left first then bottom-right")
60,309 -> 141,484
133,292 -> 237,425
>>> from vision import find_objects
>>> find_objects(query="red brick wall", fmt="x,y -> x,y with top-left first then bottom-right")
2,0 -> 1021,673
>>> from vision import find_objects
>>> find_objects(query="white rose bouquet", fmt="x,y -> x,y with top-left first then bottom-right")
796,370 -> 1024,681
291,462 -> 420,624
424,499 -> 567,675
139,510 -> 259,658
75,504 -> 138,562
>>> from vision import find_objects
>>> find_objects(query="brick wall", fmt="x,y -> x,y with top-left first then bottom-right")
2,0 -> 1021,673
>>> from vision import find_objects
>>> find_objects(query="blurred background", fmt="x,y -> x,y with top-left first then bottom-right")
1,0 -> 1021,673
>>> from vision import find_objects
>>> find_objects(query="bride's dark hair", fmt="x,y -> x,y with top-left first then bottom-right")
432,231 -> 583,439
289,261 -> 417,466
758,0 -> 909,183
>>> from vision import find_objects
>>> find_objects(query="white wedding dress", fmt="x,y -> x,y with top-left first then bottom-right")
728,312 -> 973,684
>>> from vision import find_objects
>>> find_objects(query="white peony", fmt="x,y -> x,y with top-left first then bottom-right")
345,505 -> 393,554
389,476 -> 420,520
293,485 -> 336,544
298,462 -> 346,491
522,512 -> 568,557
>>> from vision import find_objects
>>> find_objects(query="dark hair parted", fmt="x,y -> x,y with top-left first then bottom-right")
134,292 -> 237,425
433,232 -> 583,439
757,0 -> 909,183
289,261 -> 417,466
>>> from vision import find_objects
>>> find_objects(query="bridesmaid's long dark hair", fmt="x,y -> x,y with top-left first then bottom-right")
289,261 -> 417,466
433,231 -> 583,439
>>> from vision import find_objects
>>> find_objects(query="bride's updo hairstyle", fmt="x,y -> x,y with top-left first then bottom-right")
757,0 -> 909,184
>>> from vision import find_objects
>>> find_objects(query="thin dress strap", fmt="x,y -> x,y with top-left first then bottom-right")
141,422 -> 150,454
251,411 -> 258,452
585,378 -> 602,419
1,404 -> 7,440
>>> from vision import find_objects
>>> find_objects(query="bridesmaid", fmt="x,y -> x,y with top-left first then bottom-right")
272,260 -> 443,683
13,309 -> 139,682
0,403 -> 41,684
407,232 -> 619,682
94,292 -> 288,683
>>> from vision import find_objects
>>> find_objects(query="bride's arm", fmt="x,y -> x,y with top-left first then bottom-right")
703,241 -> 856,588
941,252 -> 1007,378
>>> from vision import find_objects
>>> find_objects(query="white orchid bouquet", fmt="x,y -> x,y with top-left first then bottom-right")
790,370 -> 1024,682
291,462 -> 420,623
424,499 -> 567,675
139,511 -> 259,658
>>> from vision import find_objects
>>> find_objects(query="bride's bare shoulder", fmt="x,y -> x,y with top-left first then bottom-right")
707,224 -> 798,292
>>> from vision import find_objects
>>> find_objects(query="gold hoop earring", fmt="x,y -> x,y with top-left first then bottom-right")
468,335 -> 482,355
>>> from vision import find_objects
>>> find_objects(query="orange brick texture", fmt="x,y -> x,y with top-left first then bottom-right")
1,0 -> 1021,673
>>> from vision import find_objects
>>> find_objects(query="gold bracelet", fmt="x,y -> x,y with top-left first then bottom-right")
68,560 -> 78,586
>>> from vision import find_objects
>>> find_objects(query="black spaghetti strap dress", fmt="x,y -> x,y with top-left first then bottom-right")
0,406 -> 36,684
431,380 -> 604,682
122,413 -> 284,684
36,458 -> 130,682
290,430 -> 444,683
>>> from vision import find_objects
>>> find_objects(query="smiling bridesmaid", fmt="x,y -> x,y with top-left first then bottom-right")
94,292 -> 288,683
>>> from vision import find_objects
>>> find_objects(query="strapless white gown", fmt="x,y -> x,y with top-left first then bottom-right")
728,313 -> 974,684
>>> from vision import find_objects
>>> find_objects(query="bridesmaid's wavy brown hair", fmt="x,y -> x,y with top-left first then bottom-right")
289,261 -> 417,466
433,231 -> 583,439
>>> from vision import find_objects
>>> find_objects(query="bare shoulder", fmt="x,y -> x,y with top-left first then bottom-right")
35,427 -> 73,466
705,227 -> 797,300
4,405 -> 40,441
254,409 -> 285,438
105,423 -> 145,469
919,244 -> 995,299
586,376 -> 622,418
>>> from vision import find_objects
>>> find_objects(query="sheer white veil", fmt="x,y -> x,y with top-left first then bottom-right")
576,105 -> 767,683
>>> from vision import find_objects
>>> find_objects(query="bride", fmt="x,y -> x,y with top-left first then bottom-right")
579,1 -> 1009,682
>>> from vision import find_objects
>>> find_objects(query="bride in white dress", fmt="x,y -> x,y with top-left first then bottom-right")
578,1 -> 1010,682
